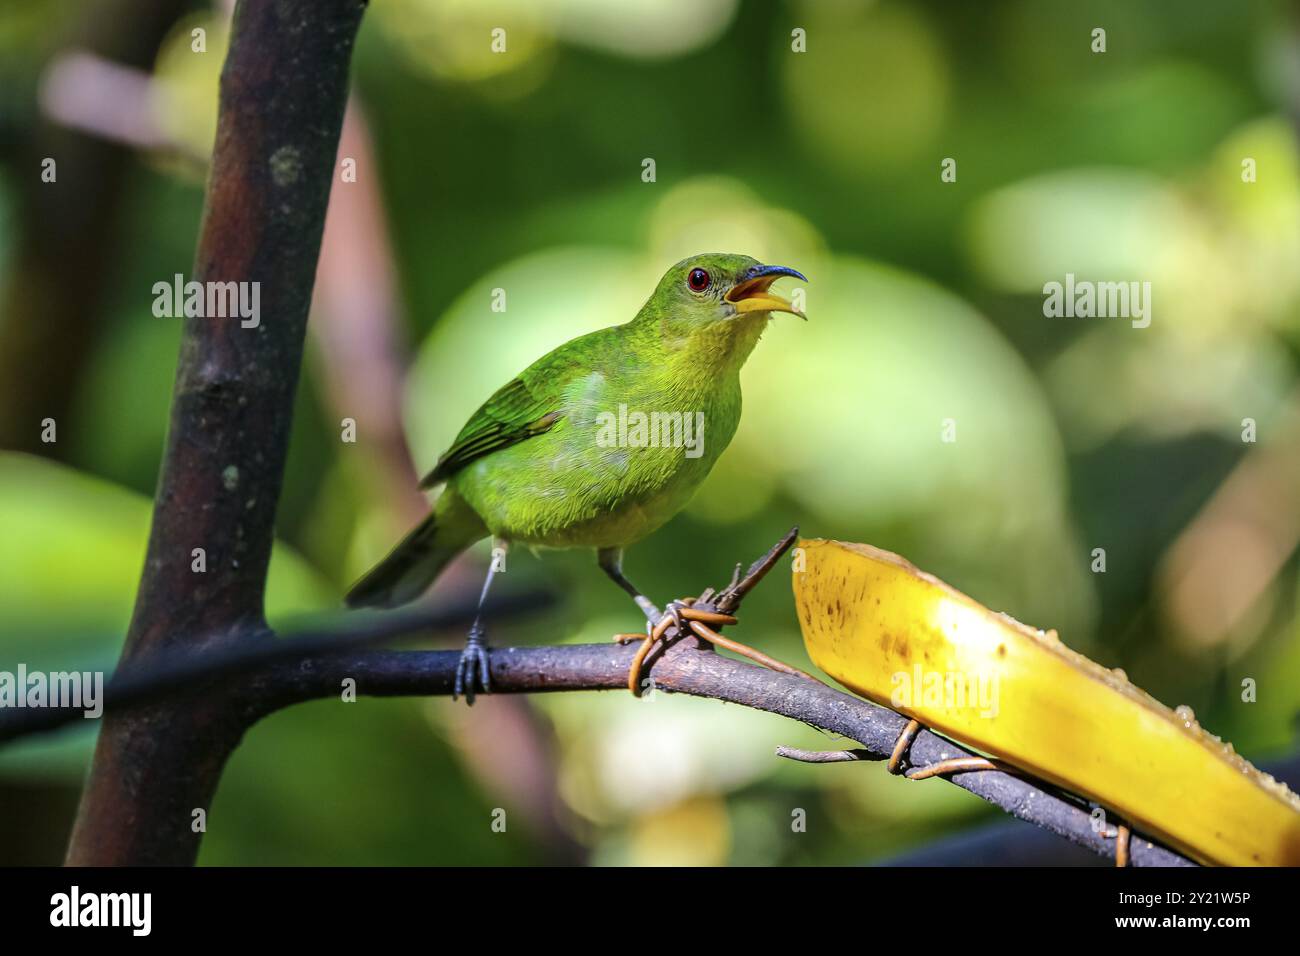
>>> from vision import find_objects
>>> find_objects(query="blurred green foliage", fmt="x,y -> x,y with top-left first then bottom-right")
1,0 -> 1299,865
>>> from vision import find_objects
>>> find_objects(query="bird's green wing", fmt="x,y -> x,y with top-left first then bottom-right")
419,375 -> 563,488
416,325 -> 625,494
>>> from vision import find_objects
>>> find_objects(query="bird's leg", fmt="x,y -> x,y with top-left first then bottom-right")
455,538 -> 508,705
598,547 -> 661,624
600,549 -> 755,695
599,548 -> 686,694
596,550 -> 699,635
603,529 -> 817,695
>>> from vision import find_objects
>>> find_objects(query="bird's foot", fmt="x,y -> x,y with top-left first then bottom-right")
618,598 -> 822,696
609,528 -> 814,697
453,621 -> 491,705
612,598 -> 688,646
661,599 -> 689,633
619,599 -> 740,696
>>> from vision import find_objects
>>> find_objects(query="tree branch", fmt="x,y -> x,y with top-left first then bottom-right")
65,0 -> 369,866
246,637 -> 1194,867
6,569 -> 1208,869
0,590 -> 551,743
15,583 -> 1197,865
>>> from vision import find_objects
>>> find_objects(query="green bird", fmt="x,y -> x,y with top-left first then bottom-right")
346,253 -> 806,701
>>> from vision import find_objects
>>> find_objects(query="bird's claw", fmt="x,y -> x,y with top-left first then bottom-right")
453,622 -> 491,705
662,600 -> 687,638
614,600 -> 689,646
620,598 -> 743,697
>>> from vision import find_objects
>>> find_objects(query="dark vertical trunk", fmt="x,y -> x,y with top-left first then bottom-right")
66,0 -> 369,866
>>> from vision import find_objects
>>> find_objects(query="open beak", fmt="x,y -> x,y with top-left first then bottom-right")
725,264 -> 808,317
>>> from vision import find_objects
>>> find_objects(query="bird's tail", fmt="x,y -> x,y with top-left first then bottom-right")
345,489 -> 487,609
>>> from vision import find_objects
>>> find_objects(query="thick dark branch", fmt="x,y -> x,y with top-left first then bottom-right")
128,0 -> 366,653
65,0 -> 369,866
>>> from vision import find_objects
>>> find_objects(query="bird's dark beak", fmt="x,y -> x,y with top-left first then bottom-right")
725,264 -> 808,318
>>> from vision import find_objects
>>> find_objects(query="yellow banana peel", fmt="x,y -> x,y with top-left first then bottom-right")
792,538 -> 1300,866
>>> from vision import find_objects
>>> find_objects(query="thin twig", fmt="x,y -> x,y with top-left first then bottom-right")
712,525 -> 800,614
776,746 -> 876,763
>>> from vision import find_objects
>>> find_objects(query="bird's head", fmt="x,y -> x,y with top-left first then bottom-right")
648,253 -> 808,326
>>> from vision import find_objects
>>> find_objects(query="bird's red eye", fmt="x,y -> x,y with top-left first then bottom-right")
687,268 -> 711,292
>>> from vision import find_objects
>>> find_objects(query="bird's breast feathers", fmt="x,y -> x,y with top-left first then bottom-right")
452,367 -> 742,548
